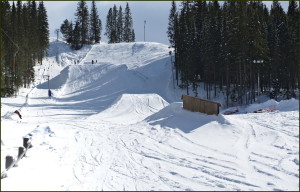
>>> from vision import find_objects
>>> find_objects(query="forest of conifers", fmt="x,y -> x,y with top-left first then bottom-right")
167,1 -> 299,106
1,1 -> 49,96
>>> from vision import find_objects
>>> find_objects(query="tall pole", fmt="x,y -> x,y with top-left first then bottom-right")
47,75 -> 50,90
144,20 -> 146,42
55,29 -> 59,41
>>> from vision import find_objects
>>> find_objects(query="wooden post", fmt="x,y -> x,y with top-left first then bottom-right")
18,147 -> 25,159
1,172 -> 7,179
23,137 -> 30,149
5,156 -> 14,170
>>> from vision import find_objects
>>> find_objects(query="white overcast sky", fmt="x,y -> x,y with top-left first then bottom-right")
34,1 -> 290,45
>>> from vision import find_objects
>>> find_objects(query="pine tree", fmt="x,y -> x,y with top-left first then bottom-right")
37,1 -> 49,64
131,29 -> 135,42
60,19 -> 73,43
89,1 -> 101,43
111,5 -> 118,43
11,1 -> 18,88
71,21 -> 82,50
75,0 -> 89,45
167,0 -> 177,47
117,5 -> 123,42
105,8 -> 113,43
287,1 -> 299,90
28,0 -> 39,64
269,1 -> 289,92
1,0 -> 13,93
123,2 -> 134,42
15,0 -> 26,88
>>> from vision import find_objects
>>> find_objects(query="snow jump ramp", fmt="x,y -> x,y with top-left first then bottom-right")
91,94 -> 169,124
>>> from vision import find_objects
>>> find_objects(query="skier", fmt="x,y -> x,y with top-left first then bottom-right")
14,110 -> 22,119
48,89 -> 52,98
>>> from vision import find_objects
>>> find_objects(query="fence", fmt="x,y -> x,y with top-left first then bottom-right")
1,136 -> 32,179
182,95 -> 221,115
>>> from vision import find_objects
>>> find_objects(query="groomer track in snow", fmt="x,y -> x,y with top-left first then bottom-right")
1,39 -> 299,191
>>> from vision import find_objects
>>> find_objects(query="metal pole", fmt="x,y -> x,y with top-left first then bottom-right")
144,20 -> 146,42
47,76 -> 50,90
55,29 -> 59,41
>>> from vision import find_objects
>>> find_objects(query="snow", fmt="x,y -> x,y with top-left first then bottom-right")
1,39 -> 299,191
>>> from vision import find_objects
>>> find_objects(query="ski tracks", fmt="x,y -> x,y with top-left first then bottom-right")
235,112 -> 299,191
57,111 -> 298,191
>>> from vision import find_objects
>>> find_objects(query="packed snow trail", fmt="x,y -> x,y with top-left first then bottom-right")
1,40 -> 299,191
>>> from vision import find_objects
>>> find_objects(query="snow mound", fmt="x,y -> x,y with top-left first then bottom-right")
277,98 -> 299,111
81,42 -> 170,69
93,94 -> 169,124
245,98 -> 299,113
146,102 -> 229,133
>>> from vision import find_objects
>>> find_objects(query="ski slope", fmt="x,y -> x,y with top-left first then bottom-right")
1,39 -> 299,191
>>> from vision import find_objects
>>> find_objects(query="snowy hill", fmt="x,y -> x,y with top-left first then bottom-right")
1,39 -> 299,191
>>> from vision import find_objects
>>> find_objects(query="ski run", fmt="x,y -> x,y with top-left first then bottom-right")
1,39 -> 299,191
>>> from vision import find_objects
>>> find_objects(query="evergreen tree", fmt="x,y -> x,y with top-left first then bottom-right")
28,0 -> 39,63
1,0 -> 13,93
117,5 -> 123,42
15,0 -> 26,88
123,2 -> 134,42
75,0 -> 89,45
131,29 -> 135,42
71,21 -> 82,50
11,1 -> 18,87
167,0 -> 177,47
60,19 -> 73,44
89,1 -> 101,43
287,1 -> 299,90
105,8 -> 113,43
270,1 -> 289,92
111,5 -> 118,43
37,1 -> 49,64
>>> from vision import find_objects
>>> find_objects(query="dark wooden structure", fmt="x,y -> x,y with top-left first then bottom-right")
182,95 -> 221,115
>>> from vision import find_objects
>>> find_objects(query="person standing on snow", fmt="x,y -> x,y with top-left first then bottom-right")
48,89 -> 52,98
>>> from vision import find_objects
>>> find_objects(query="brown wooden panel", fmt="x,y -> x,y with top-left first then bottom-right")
182,95 -> 221,115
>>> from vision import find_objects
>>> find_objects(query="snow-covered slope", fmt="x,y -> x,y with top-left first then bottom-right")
1,39 -> 299,191
93,94 -> 169,124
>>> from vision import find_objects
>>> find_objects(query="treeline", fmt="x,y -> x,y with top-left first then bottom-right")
1,1 -> 49,96
60,1 -> 135,49
105,3 -> 135,43
60,1 -> 102,50
167,1 -> 299,105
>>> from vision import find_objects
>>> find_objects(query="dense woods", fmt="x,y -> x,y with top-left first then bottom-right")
60,1 -> 135,48
105,2 -> 135,43
167,1 -> 299,106
1,0 -> 49,96
60,0 -> 102,50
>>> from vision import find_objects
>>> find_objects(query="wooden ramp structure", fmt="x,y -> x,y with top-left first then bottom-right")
182,95 -> 221,115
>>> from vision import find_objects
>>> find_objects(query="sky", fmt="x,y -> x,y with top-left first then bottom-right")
42,1 -> 290,45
